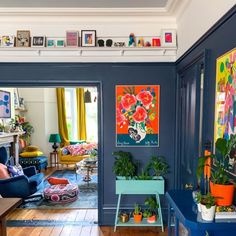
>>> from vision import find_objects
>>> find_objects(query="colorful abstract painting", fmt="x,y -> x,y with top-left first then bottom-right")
116,85 -> 160,147
0,90 -> 11,118
214,48 -> 236,143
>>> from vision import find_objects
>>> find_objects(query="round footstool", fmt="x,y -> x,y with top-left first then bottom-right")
44,184 -> 79,203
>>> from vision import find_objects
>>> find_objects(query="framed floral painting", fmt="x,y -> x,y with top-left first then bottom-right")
116,85 -> 160,147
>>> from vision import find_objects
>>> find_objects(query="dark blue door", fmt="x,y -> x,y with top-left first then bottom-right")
178,63 -> 203,190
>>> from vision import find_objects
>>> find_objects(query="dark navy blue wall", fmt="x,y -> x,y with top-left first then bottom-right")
177,6 -> 236,149
0,63 -> 176,225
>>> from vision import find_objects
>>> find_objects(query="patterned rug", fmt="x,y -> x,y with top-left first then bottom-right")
19,169 -> 98,209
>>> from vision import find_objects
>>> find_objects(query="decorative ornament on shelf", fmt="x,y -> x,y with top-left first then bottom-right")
128,33 -> 136,47
49,133 -> 61,152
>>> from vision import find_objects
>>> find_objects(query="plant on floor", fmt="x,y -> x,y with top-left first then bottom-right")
112,151 -> 136,179
133,203 -> 142,223
146,156 -> 169,178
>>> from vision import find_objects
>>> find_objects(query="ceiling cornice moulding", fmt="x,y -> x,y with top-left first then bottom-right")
0,7 -> 178,17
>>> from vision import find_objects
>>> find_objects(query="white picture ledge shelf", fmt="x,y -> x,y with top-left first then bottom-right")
0,47 -> 177,63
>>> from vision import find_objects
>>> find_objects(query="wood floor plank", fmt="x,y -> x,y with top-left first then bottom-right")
69,226 -> 82,236
49,226 -> 63,236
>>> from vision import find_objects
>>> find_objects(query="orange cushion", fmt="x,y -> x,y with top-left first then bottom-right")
0,163 -> 11,179
47,177 -> 70,185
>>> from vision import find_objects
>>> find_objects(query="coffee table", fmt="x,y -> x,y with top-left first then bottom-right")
75,157 -> 97,187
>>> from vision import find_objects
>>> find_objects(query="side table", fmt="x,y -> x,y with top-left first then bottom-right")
50,151 -> 59,167
0,198 -> 22,236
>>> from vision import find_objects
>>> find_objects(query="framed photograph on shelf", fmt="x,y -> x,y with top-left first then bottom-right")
2,36 -> 15,47
81,30 -> 96,47
66,31 -> 79,47
14,88 -> 20,108
161,29 -> 176,47
46,38 -> 55,47
16,30 -> 30,47
31,36 -> 46,47
56,39 -> 65,47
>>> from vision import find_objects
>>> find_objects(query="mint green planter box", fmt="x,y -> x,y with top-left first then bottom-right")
114,177 -> 165,232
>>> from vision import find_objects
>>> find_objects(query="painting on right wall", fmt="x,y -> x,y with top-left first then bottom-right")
214,48 -> 236,142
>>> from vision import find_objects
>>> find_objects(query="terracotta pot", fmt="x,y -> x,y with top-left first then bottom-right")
210,181 -> 235,206
147,215 -> 157,223
133,212 -> 142,223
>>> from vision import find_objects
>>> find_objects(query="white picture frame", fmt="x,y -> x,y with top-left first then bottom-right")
1,36 -> 15,47
161,29 -> 177,47
31,36 -> 46,47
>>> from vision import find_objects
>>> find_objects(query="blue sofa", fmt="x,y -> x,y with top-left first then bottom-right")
0,165 -> 44,198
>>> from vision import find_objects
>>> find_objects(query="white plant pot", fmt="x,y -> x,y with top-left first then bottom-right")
200,204 -> 216,221
197,203 -> 201,212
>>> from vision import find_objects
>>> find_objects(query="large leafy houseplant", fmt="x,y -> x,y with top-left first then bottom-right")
112,151 -> 136,179
146,156 -> 169,178
197,135 -> 236,206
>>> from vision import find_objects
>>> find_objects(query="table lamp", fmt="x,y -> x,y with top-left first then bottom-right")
49,133 -> 61,152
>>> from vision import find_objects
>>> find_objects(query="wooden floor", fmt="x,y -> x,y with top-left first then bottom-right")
6,167 -> 168,236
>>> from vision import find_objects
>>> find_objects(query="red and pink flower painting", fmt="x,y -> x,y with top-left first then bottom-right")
116,85 -> 160,146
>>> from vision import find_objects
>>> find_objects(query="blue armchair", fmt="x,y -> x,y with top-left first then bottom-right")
0,165 -> 44,199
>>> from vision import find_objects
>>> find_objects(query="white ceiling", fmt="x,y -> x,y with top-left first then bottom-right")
0,0 -> 170,8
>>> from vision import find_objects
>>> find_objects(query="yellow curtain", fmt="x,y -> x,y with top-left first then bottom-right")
56,88 -> 70,146
76,88 -> 87,140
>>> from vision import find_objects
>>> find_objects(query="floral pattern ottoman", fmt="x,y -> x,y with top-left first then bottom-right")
44,184 -> 79,203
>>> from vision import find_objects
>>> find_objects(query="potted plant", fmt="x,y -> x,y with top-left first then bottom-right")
144,196 -> 159,223
196,192 -> 216,221
133,203 -> 142,223
197,135 -> 235,206
146,156 -> 169,179
112,151 -> 136,179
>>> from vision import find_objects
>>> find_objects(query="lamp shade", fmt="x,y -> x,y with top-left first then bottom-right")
49,134 -> 61,143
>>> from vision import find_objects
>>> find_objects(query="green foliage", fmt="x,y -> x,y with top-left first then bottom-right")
197,135 -> 236,185
143,209 -> 152,218
134,203 -> 141,215
135,168 -> 152,180
21,122 -> 34,145
146,156 -> 169,177
112,151 -> 136,179
144,196 -> 159,215
197,192 -> 216,209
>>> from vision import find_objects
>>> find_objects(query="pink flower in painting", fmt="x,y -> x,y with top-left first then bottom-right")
121,94 -> 137,110
132,106 -> 147,123
116,109 -> 126,125
136,91 -> 153,108
51,194 -> 60,202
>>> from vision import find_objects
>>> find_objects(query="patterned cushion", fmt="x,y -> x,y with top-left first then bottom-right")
19,156 -> 48,165
44,184 -> 79,203
7,164 -> 24,177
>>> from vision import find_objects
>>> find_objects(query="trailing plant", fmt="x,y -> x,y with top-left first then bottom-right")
197,135 -> 236,185
112,151 -> 136,179
146,156 -> 169,177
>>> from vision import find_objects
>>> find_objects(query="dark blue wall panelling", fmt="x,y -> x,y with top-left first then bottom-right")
0,63 -> 176,225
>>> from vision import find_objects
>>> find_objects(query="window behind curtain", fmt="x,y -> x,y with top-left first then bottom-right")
65,87 -> 97,142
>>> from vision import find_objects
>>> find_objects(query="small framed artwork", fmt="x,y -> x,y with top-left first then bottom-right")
66,31 -> 79,47
152,37 -> 161,47
31,36 -> 46,47
16,30 -> 30,47
46,38 -> 55,47
161,29 -> 177,47
81,30 -> 96,47
2,36 -> 15,47
56,39 -> 65,47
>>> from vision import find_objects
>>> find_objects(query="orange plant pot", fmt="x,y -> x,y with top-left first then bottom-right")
210,181 -> 235,206
133,213 -> 142,223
